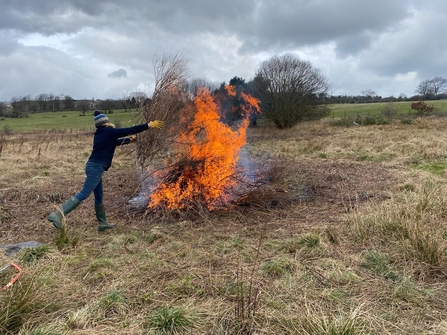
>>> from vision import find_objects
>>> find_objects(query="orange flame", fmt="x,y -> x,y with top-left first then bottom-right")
149,86 -> 260,210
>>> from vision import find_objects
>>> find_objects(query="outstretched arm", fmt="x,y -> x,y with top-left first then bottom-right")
112,121 -> 164,139
116,136 -> 135,146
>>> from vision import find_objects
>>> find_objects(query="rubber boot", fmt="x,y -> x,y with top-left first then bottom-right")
47,196 -> 80,230
95,204 -> 116,231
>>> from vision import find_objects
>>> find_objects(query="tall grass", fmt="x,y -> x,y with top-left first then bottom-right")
0,275 -> 52,334
345,178 -> 447,273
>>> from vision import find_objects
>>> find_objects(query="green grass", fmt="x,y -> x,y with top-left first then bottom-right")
145,306 -> 197,334
0,109 -> 140,131
2,101 -> 447,132
410,161 -> 446,176
19,245 -> 51,265
328,100 -> 447,119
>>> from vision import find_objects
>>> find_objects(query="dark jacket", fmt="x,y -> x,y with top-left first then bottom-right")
87,124 -> 149,170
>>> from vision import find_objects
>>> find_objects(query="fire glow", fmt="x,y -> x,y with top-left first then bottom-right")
148,86 -> 260,210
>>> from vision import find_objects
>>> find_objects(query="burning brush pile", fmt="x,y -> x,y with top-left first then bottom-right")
133,53 -> 296,216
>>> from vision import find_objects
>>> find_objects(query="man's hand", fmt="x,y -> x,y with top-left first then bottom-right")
129,135 -> 137,143
148,120 -> 164,129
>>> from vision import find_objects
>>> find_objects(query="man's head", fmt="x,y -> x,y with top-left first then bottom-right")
94,113 -> 111,128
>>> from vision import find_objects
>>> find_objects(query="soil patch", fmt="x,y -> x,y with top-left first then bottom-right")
0,154 -> 397,246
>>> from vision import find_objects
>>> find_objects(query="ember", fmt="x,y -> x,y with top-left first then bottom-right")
148,86 -> 260,210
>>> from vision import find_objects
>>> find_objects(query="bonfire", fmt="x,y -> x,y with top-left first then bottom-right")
148,86 -> 260,210
134,53 -> 294,215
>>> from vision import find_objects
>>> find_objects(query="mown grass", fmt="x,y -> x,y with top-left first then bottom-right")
1,100 -> 446,132
329,100 -> 447,118
1,115 -> 447,333
0,109 -> 140,132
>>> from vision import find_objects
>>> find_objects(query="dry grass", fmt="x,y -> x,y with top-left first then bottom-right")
1,117 -> 447,334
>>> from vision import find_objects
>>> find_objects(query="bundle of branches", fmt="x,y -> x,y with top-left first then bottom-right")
230,162 -> 297,210
159,157 -> 205,185
148,160 -> 297,216
136,52 -> 192,166
234,184 -> 295,210
148,155 -> 238,213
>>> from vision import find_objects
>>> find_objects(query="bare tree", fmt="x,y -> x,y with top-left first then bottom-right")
121,91 -> 132,112
35,93 -> 49,111
0,102 -> 6,116
77,99 -> 90,116
255,53 -> 330,129
130,91 -> 148,110
416,79 -> 434,96
10,95 -> 31,118
64,95 -> 75,110
416,77 -> 447,97
361,89 -> 377,97
430,77 -> 447,96
51,94 -> 61,111
187,77 -> 218,96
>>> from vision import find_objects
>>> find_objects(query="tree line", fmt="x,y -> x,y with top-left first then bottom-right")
0,93 -> 149,119
0,53 -> 446,129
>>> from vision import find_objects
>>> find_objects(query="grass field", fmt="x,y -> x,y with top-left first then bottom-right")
1,100 -> 447,132
0,109 -> 141,132
1,111 -> 447,334
329,99 -> 447,118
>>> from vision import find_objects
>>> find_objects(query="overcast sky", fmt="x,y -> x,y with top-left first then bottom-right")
1,0 -> 446,102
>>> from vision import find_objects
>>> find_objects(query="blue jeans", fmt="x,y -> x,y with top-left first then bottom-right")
75,162 -> 105,205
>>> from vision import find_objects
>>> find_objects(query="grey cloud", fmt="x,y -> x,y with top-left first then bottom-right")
0,0 -> 251,36
108,68 -> 127,78
0,0 -> 409,55
0,31 -> 21,56
334,33 -> 373,58
0,44 -> 100,100
0,0 -> 111,35
357,6 -> 447,79
0,0 -> 446,101
240,0 -> 408,53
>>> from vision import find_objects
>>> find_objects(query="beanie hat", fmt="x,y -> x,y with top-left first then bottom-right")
94,113 -> 111,128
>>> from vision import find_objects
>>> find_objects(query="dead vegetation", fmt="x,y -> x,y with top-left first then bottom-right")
1,117 -> 447,334
136,52 -> 191,166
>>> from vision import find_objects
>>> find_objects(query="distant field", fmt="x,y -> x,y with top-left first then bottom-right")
1,100 -> 447,131
0,109 -> 140,132
329,99 -> 447,118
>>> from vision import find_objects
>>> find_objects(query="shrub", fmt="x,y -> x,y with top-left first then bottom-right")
411,101 -> 435,116
382,103 -> 398,118
2,125 -> 12,135
362,116 -> 376,125
330,117 -> 353,127
400,118 -> 413,125
375,116 -> 391,125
